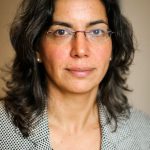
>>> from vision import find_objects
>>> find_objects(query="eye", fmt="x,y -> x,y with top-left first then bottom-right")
53,29 -> 69,36
90,29 -> 105,36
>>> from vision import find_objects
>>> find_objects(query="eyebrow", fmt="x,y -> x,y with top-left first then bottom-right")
52,21 -> 72,28
88,20 -> 108,27
51,19 -> 108,28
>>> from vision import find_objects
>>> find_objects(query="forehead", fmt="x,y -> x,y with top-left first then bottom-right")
53,0 -> 108,27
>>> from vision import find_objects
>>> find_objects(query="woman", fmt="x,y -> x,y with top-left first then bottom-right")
0,0 -> 150,149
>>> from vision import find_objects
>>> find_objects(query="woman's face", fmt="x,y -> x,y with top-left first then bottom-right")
40,0 -> 112,94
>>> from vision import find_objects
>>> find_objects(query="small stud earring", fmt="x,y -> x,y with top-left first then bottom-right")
109,57 -> 112,61
37,58 -> 42,63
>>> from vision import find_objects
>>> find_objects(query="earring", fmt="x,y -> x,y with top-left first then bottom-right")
109,57 -> 112,61
37,58 -> 42,63
36,52 -> 42,63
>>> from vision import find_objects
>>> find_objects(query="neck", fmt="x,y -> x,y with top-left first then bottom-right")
47,88 -> 99,133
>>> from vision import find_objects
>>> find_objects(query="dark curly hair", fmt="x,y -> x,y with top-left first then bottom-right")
1,0 -> 135,137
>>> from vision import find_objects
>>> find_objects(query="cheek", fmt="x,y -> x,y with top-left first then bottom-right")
93,41 -> 112,65
40,42 -> 70,75
93,41 -> 112,82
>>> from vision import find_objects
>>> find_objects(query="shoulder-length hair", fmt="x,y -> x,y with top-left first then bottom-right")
2,0 -> 135,137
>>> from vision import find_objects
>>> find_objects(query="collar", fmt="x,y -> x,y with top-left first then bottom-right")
26,109 -> 51,149
26,103 -> 132,149
99,104 -> 132,149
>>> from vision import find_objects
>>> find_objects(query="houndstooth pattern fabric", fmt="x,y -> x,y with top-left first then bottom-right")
0,101 -> 150,150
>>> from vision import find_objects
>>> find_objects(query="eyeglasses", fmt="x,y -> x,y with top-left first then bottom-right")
46,28 -> 114,45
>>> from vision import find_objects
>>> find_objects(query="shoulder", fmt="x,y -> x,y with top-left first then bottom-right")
128,108 -> 150,131
125,108 -> 150,149
0,101 -> 14,128
0,101 -> 51,149
0,101 -> 35,149
108,107 -> 150,149
100,104 -> 150,149
0,100 -> 8,122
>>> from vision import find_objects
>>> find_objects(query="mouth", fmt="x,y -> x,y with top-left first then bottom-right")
65,67 -> 95,78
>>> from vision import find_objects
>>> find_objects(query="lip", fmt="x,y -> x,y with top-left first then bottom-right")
65,67 -> 95,78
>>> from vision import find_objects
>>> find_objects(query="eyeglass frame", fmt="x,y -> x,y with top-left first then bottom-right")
46,28 -> 115,45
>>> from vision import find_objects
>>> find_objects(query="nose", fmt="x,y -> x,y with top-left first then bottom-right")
70,32 -> 90,58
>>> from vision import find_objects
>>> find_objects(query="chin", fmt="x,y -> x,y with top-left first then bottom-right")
62,81 -> 99,95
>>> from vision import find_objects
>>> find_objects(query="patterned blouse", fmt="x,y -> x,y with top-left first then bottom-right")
0,101 -> 150,150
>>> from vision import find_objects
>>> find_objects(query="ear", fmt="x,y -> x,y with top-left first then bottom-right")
36,52 -> 42,63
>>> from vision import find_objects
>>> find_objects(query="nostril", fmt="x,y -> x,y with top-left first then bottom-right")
70,46 -> 89,58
